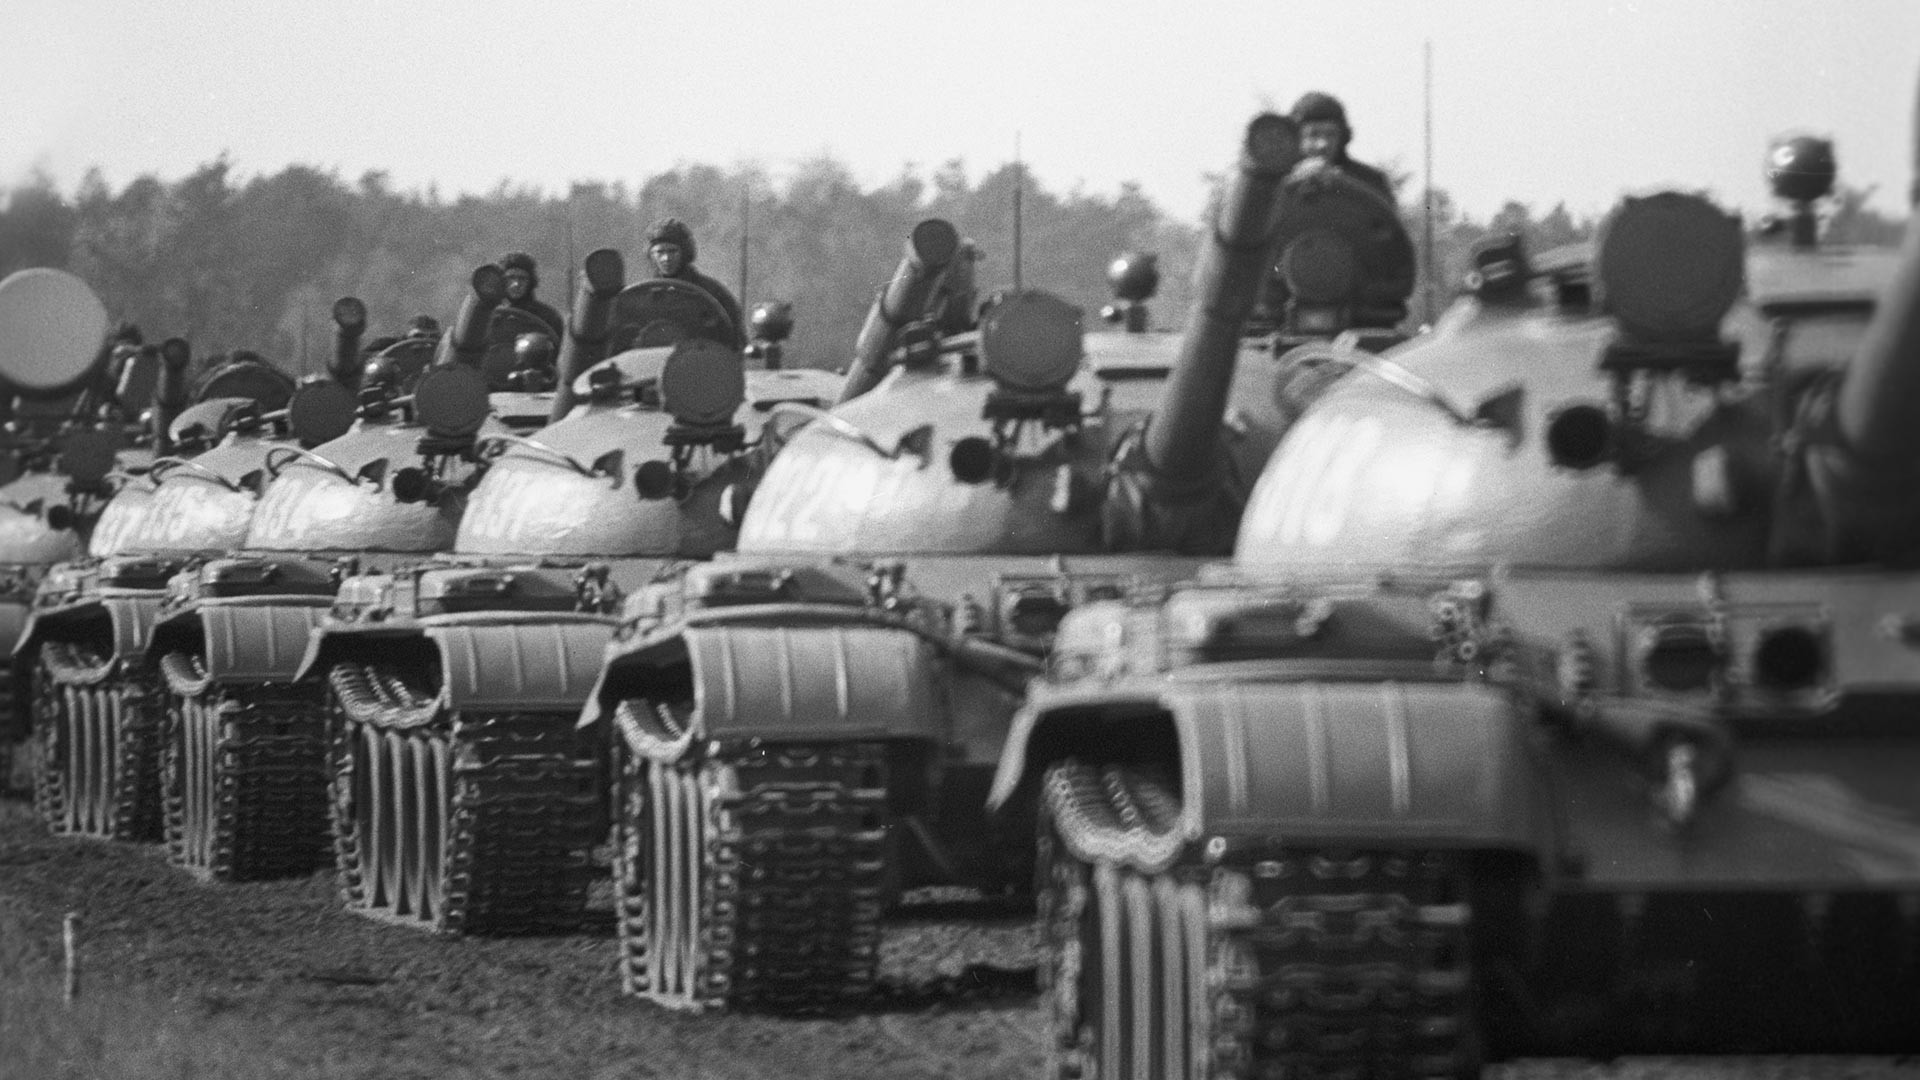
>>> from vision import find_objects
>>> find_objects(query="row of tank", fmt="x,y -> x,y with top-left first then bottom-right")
4,84 -> 1920,1076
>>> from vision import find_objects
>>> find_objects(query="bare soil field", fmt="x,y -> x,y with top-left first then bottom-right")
2,784 -> 1916,1080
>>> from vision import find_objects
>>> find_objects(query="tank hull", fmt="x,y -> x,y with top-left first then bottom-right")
993,560 -> 1920,1070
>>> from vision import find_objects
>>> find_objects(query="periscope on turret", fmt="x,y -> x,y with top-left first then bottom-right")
573,110 -> 1425,1014
989,75 -> 1920,1076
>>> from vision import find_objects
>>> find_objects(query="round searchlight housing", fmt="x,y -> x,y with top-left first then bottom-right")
1595,192 -> 1744,343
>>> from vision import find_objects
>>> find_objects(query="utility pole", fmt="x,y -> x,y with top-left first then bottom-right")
1012,131 -> 1024,292
1423,39 -> 1438,325
739,185 -> 750,312
566,203 -> 578,301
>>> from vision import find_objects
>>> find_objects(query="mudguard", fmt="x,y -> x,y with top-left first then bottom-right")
156,597 -> 332,683
298,613 -> 617,711
15,592 -> 165,668
0,599 -> 28,662
425,615 -> 616,712
589,621 -> 944,742
991,676 -> 1548,854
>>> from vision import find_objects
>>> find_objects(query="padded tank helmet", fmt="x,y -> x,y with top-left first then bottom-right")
498,251 -> 539,288
1290,91 -> 1351,133
646,218 -> 697,263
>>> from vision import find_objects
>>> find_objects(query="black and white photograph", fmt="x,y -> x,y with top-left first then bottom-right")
3,1 -> 1920,1076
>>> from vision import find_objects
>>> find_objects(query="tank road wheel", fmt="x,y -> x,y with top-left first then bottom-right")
31,643 -> 162,840
610,701 -> 889,1012
1039,760 -> 1483,1080
326,660 -> 599,935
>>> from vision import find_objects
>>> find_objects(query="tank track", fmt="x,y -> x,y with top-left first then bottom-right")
1039,760 -> 1478,1080
158,652 -> 331,882
327,661 -> 600,935
0,662 -> 17,795
31,642 -> 163,841
611,701 -> 889,1012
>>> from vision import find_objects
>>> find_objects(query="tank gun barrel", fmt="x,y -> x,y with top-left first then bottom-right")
152,338 -> 191,456
548,248 -> 626,423
1835,76 -> 1920,462
330,297 -> 367,389
448,265 -> 509,369
1142,113 -> 1301,490
838,219 -> 965,404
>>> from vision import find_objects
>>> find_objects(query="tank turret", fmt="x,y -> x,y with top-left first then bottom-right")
992,69 -> 1920,1075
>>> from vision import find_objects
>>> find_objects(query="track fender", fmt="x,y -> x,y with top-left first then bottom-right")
14,595 -> 164,669
425,615 -> 617,712
0,598 -> 28,660
151,597 -> 333,683
992,677 -> 1550,854
585,620 -> 945,743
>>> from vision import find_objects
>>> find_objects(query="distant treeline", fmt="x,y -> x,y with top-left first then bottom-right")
0,158 -> 1904,372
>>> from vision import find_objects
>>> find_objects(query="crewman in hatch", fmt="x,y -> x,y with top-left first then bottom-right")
644,218 -> 746,349
498,252 -> 565,338
1290,91 -> 1395,203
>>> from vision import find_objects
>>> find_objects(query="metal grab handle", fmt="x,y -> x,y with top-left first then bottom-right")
475,433 -> 596,477
148,456 -> 242,493
265,445 -> 357,483
768,401 -> 906,461
1348,354 -> 1474,427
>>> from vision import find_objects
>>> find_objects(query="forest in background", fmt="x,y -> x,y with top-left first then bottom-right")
0,155 -> 1905,373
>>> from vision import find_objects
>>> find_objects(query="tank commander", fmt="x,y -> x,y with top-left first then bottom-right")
498,251 -> 566,338
645,217 -> 746,349
1290,91 -> 1395,203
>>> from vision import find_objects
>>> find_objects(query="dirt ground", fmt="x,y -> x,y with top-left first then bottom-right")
2,786 -> 1917,1080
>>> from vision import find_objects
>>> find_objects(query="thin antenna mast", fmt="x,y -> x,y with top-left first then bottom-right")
739,185 -> 750,312
1013,131 -> 1024,292
565,198 -> 578,301
1423,39 -> 1437,325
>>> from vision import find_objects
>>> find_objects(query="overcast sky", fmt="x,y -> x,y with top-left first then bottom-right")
6,0 -> 1917,224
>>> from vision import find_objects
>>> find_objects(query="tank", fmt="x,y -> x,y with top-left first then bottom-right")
0,269 -> 157,790
988,84 -> 1920,1075
142,269 -> 538,883
293,248 -> 834,934
14,331 -> 333,840
577,112 -> 1418,1012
